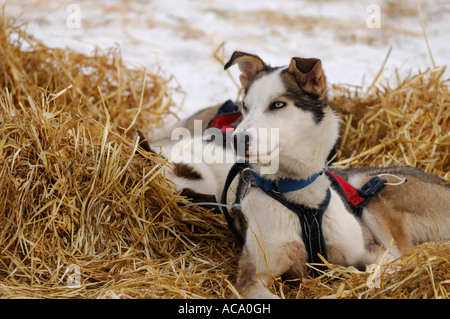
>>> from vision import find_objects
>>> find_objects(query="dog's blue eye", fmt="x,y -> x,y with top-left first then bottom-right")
271,101 -> 286,110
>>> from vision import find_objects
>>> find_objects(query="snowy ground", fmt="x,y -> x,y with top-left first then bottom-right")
6,0 -> 450,118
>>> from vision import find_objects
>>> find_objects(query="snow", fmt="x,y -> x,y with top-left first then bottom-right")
6,0 -> 450,119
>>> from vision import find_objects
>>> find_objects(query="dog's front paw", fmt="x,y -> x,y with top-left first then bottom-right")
252,289 -> 280,299
230,286 -> 280,299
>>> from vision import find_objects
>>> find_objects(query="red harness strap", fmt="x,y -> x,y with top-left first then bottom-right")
326,170 -> 365,207
209,112 -> 242,132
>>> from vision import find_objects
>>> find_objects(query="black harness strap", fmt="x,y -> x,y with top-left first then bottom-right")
259,187 -> 330,275
220,162 -> 247,246
219,163 -> 388,277
220,163 -> 330,275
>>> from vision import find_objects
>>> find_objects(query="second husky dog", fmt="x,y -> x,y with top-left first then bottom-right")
223,51 -> 450,298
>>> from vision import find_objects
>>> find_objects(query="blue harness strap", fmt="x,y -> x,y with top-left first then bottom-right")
251,171 -> 320,193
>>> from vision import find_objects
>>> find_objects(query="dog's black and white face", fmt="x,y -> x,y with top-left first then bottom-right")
225,51 -> 340,178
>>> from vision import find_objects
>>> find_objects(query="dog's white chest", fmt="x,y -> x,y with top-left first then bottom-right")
240,188 -> 303,243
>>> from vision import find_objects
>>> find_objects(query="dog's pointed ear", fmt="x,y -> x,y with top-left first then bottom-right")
224,51 -> 268,90
288,57 -> 326,96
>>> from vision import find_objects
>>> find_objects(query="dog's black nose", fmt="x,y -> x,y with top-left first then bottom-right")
233,131 -> 251,158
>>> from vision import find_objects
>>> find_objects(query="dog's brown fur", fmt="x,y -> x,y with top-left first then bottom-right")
343,167 -> 450,256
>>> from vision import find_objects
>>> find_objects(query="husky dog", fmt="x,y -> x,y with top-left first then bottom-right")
223,51 -> 450,298
140,102 -> 239,205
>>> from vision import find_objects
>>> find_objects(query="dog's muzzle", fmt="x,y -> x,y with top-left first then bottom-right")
233,130 -> 251,158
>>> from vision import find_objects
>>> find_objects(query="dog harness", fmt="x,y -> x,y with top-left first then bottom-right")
208,100 -> 242,133
253,176 -> 331,274
211,100 -> 388,275
220,164 -> 387,276
208,100 -> 243,132
326,170 -> 387,218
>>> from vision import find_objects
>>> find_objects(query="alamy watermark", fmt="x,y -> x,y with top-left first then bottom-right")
169,120 -> 280,174
65,264 -> 81,288
366,263 -> 381,288
366,4 -> 381,29
66,4 -> 81,29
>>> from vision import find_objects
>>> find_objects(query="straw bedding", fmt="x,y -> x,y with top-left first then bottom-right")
0,16 -> 449,299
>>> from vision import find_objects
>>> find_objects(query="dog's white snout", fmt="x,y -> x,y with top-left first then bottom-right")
232,127 -> 253,158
